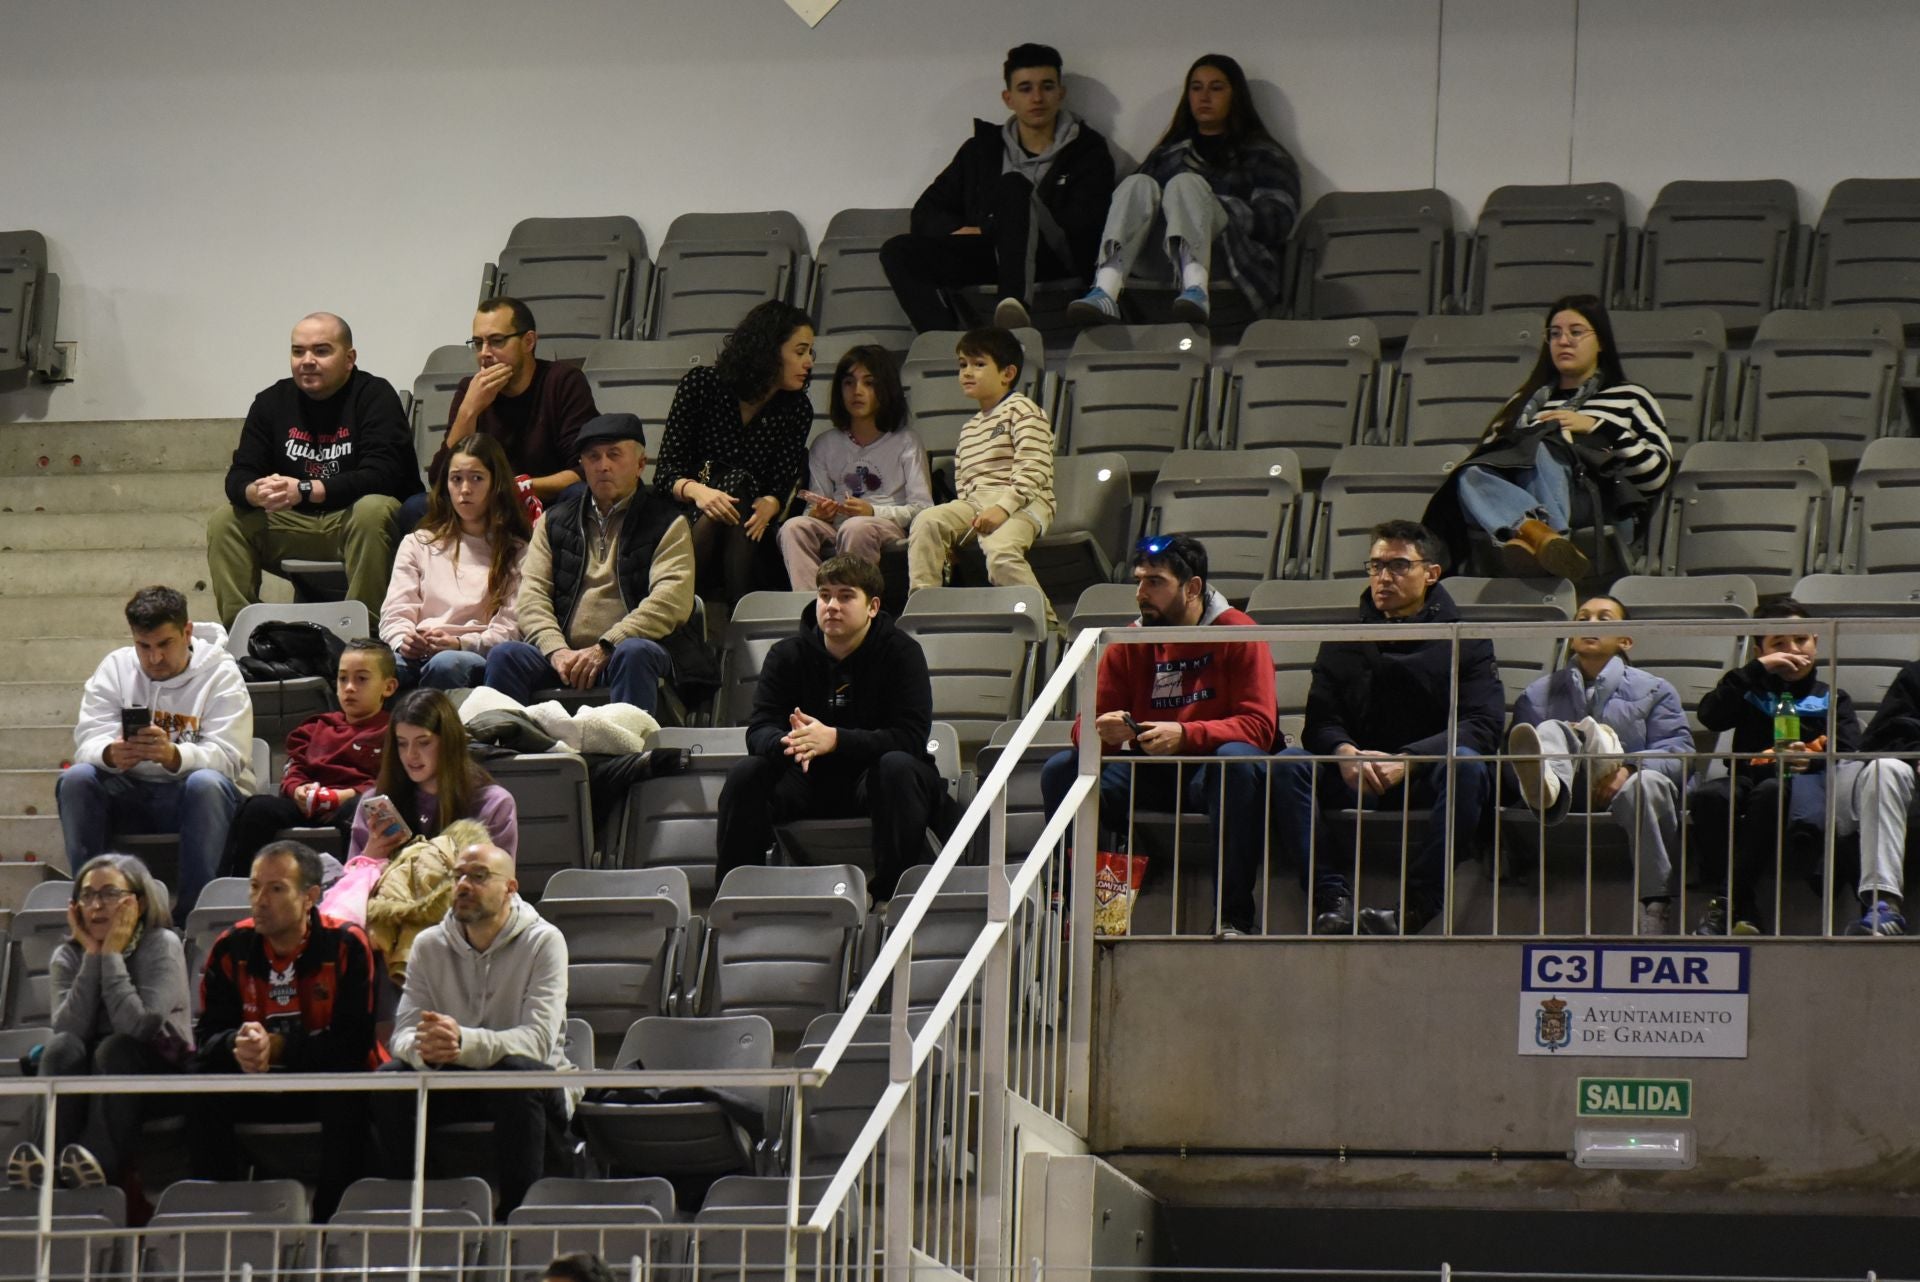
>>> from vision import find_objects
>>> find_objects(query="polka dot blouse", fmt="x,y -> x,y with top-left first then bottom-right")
651,364 -> 815,517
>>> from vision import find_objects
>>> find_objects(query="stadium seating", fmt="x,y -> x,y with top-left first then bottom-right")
1,881 -> 74,1029
1464,183 -> 1628,315
1606,573 -> 1754,722
1608,308 -> 1727,448
1306,446 -> 1462,579
1652,440 -> 1832,593
1054,324 -> 1211,480
540,867 -> 691,1062
0,229 -> 65,384
1635,179 -> 1800,335
1289,189 -> 1454,345
582,337 -> 718,483
899,586 -> 1050,753
228,601 -> 370,750
645,211 -> 809,342
0,1187 -> 125,1282
808,208 -> 915,352
139,1179 -> 309,1282
1442,576 -> 1573,707
1026,451 -> 1132,608
487,752 -> 595,901
409,344 -> 475,471
1733,307 -> 1902,465
696,864 -> 867,1053
1837,437 -> 1920,573
505,1178 -> 677,1282
1804,178 -> 1920,334
322,1177 -> 492,1282
1216,318 -> 1381,473
1791,572 -> 1920,715
485,216 -> 649,359
1388,313 -> 1539,448
1142,448 -> 1302,600
576,1014 -> 773,1181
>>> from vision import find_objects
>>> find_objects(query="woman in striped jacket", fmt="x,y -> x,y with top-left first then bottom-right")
1422,294 -> 1671,580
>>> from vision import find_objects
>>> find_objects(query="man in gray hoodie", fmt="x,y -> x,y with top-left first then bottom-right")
376,842 -> 570,1213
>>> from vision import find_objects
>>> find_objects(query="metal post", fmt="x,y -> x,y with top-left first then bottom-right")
1067,643 -> 1099,1134
976,788 -> 1013,1277
884,943 -> 915,1275
409,1076 -> 429,1282
37,1078 -> 54,1282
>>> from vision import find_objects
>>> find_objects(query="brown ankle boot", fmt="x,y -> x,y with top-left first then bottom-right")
1502,518 -> 1590,580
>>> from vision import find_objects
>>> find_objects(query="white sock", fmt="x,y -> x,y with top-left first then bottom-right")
1175,243 -> 1209,291
1093,264 -> 1124,297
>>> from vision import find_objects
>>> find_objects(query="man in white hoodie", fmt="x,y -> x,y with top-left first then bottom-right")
57,585 -> 255,920
380,841 -> 569,1214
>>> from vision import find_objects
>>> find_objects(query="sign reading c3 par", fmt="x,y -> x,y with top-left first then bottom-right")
1519,944 -> 1749,1058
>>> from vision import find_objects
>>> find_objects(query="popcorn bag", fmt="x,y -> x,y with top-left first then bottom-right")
1093,851 -> 1148,937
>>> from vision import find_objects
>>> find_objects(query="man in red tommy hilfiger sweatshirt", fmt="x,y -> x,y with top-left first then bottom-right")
1040,534 -> 1278,933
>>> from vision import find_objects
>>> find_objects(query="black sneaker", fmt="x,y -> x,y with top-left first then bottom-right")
1358,903 -> 1437,936
1312,894 -> 1355,935
1693,897 -> 1763,936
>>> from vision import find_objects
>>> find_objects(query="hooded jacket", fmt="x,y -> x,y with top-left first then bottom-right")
1302,583 -> 1505,758
392,896 -> 571,1085
1698,655 -> 1860,779
746,606 -> 934,778
1071,588 -> 1278,753
73,622 -> 256,791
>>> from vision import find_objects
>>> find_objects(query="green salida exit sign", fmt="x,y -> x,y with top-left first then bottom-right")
1578,1077 -> 1692,1118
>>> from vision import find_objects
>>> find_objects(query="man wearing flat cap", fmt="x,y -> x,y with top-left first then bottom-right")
482,413 -> 696,711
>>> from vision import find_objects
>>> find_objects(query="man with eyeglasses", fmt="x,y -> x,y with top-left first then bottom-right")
1270,519 -> 1503,936
207,311 -> 423,626
376,842 -> 570,1215
1039,534 -> 1278,934
398,297 -> 599,536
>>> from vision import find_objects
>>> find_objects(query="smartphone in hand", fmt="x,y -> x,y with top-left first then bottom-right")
360,794 -> 413,845
120,706 -> 152,738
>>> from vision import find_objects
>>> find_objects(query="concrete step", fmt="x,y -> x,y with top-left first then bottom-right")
0,549 -> 216,597
0,814 -> 67,869
0,512 -> 212,553
1,684 -> 89,723
0,420 -> 240,476
0,727 -> 77,770
0,770 -> 56,817
0,587 -> 289,638
8,637 -> 125,683
0,472 -> 230,516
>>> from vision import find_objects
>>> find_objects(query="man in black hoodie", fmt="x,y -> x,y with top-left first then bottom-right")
715,556 -> 945,900
880,43 -> 1116,333
1270,520 -> 1504,936
206,312 -> 423,626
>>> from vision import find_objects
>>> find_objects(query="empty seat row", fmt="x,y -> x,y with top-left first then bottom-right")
0,229 -> 65,385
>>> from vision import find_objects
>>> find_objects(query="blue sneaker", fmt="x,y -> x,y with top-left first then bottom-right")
1170,285 -> 1211,324
1846,899 -> 1907,936
1066,286 -> 1120,326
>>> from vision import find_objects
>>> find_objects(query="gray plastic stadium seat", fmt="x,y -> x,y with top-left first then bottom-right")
1389,313 -> 1540,449
185,877 -> 253,1017
1027,451 -> 1132,608
1654,440 -> 1832,594
505,1178 -> 675,1282
1791,573 -> 1920,716
1308,446 -> 1463,579
577,1014 -> 773,1181
1636,179 -> 1800,335
0,230 -> 64,384
1218,319 -> 1381,472
698,865 -> 867,1053
1838,437 -> 1920,573
899,587 -> 1050,753
883,866 -> 999,1009
977,720 -> 1075,861
647,211 -> 809,341
1055,325 -> 1210,479
228,601 -> 371,749
323,1177 -> 492,1282
411,344 -> 476,469
1733,308 -> 1902,465
2,882 -> 75,1029
1609,309 -> 1727,448
582,337 -> 719,467
900,328 -> 1045,490
1143,448 -> 1302,601
0,1187 -> 125,1282
1246,579 -> 1368,742
1607,574 -> 1754,721
792,1012 -> 895,1175
620,768 -> 729,900
485,752 -> 593,901
691,1176 -> 832,1282
810,208 -> 915,351
1065,584 -> 1141,639
1806,179 -> 1920,334
540,867 -> 690,1063
488,216 -> 648,359
1465,183 -> 1628,315
717,590 -> 814,725
0,1028 -> 50,1153
1443,576 -> 1573,707
1290,189 -> 1455,345
140,1179 -> 310,1282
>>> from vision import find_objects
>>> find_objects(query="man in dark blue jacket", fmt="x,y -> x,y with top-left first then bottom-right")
715,556 -> 946,900
1270,520 -> 1503,936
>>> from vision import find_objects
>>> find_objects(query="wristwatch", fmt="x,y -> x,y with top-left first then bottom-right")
297,480 -> 314,503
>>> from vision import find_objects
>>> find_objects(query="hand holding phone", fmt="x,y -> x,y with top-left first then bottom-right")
361,794 -> 413,845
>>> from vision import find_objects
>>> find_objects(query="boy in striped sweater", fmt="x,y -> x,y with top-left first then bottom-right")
906,327 -> 1058,626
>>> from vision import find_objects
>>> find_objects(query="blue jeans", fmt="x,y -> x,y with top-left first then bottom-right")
1040,741 -> 1270,929
1455,448 -> 1572,536
396,649 -> 489,691
1269,746 -> 1490,915
56,765 -> 243,919
482,637 -> 672,712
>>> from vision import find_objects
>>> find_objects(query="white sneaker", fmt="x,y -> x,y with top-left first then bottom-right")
1508,722 -> 1560,812
993,297 -> 1032,329
1638,899 -> 1673,936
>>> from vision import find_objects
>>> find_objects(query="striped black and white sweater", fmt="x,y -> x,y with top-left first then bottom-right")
1530,381 -> 1673,493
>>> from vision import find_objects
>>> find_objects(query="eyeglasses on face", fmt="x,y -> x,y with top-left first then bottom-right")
465,331 -> 525,352
1547,326 -> 1594,344
76,888 -> 133,907
1363,557 -> 1429,578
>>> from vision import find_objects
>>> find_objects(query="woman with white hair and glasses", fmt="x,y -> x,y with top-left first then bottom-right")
6,854 -> 190,1191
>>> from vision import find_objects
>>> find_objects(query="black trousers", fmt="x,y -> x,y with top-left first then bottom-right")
880,173 -> 1075,333
689,515 -> 781,608
190,1080 -> 368,1220
369,1055 -> 567,1216
220,792 -> 359,878
37,1032 -> 177,1181
715,751 -> 946,899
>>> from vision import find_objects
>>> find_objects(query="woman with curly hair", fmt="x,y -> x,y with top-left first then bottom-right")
654,300 -> 816,605
1069,53 -> 1300,326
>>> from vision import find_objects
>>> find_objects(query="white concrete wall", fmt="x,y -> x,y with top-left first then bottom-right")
2,0 -> 1918,423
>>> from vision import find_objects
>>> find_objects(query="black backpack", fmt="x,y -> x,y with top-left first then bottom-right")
238,621 -> 346,685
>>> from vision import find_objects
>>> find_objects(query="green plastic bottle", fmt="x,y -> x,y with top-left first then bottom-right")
1772,692 -> 1800,748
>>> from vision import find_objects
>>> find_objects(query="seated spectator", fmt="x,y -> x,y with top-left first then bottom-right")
880,43 -> 1114,333
1038,535 -> 1277,934
716,556 -> 946,902
206,312 -> 422,626
1850,658 -> 1920,935
1270,521 -> 1502,936
1686,600 -> 1905,936
344,688 -> 518,865
484,413 -> 696,713
1507,595 -> 1694,934
376,842 -> 571,1215
1068,54 -> 1299,326
382,434 -> 532,690
1421,295 -> 1671,581
220,638 -> 398,877
654,301 -> 816,607
6,856 -> 189,1192
778,345 -> 932,590
192,841 -> 382,1220
544,1255 -> 615,1282
58,586 -> 255,920
906,327 -> 1057,627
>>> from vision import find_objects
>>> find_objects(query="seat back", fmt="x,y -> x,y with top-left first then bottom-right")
228,601 -> 370,748
494,216 -> 649,358
1736,308 -> 1903,465
1467,183 -> 1627,315
1608,308 -> 1727,448
485,753 -> 594,901
793,1013 -> 894,1174
184,877 -> 252,1017
0,230 -> 55,381
1390,313 -> 1541,448
410,344 -> 478,470
1806,178 -> 1920,333
1444,575 -> 1575,707
900,328 -> 1045,489
703,867 -> 866,1050
1311,446 -> 1464,578
810,208 -> 914,351
2,900 -> 70,1028
975,721 -> 1076,860
0,1186 -> 126,1282
1607,574 -> 1755,722
899,587 -> 1048,751
621,769 -> 731,899
539,868 -> 691,1063
1792,572 -> 1920,719
648,211 -> 808,341
1027,452 -> 1133,608
1245,579 -> 1366,741
324,1177 -> 492,1282
1222,319 -> 1381,471
716,591 -> 813,725
505,1180 -> 671,1282
1655,440 -> 1831,594
582,338 -> 720,466
1291,189 -> 1454,344
1841,437 -> 1920,573
1143,448 -> 1302,601
142,1178 -> 309,1282
1637,179 -> 1800,334
1056,325 -> 1210,479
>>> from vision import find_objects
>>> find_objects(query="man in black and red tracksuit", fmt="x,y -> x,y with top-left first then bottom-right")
191,840 -> 382,1218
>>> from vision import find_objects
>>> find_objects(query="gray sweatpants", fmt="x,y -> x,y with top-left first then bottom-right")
1097,171 -> 1228,284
